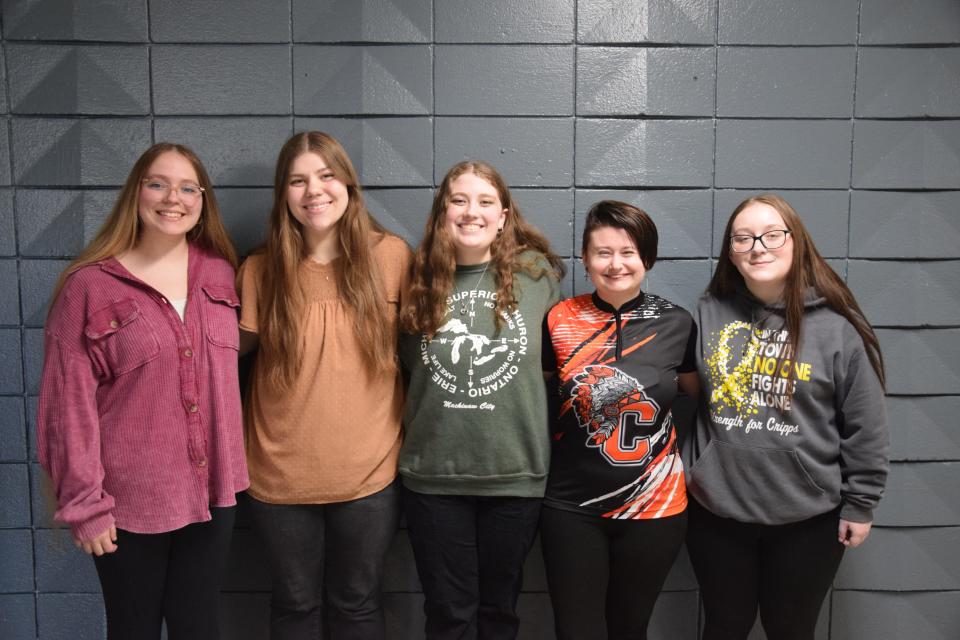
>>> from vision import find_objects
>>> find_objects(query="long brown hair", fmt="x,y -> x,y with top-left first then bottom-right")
709,193 -> 885,387
255,131 -> 395,390
401,160 -> 564,337
49,143 -> 237,308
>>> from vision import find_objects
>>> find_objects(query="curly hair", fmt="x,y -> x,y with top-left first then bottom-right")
400,161 -> 564,337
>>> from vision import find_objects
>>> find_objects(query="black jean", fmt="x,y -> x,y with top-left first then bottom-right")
402,487 -> 542,640
539,505 -> 688,640
246,481 -> 401,640
685,498 -> 845,640
93,505 -> 236,640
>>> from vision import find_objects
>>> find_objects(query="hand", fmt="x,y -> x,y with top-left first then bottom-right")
838,519 -> 872,548
74,525 -> 118,556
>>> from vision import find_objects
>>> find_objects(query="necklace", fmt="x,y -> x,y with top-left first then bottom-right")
459,262 -> 489,316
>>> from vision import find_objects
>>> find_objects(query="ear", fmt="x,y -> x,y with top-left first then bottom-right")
498,208 -> 507,230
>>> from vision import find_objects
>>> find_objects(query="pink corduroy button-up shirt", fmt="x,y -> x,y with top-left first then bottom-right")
37,246 -> 249,541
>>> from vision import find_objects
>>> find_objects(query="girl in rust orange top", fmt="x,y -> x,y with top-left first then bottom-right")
238,131 -> 411,640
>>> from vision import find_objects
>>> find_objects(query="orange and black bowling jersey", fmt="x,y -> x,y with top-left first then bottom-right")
544,292 -> 695,519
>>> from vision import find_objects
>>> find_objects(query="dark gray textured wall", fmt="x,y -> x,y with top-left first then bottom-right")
1,0 -> 959,638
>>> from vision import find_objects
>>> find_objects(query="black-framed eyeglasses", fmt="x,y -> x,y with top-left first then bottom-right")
729,229 -> 791,253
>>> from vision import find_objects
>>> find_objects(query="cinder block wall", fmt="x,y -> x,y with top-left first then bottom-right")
1,1 -> 958,638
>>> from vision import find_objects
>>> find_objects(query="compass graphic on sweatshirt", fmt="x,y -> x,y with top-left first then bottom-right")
419,295 -> 528,399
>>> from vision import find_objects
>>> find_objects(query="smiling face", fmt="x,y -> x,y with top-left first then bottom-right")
444,172 -> 507,265
285,151 -> 350,250
137,151 -> 203,243
585,226 -> 646,309
729,201 -> 794,303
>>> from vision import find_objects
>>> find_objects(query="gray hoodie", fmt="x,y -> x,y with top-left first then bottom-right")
687,288 -> 888,525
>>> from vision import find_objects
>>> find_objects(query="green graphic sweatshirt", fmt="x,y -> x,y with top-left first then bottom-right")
399,254 -> 561,497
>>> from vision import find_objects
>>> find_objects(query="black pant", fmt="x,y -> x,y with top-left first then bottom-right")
245,481 -> 401,640
685,499 -> 845,640
92,506 -> 236,640
539,505 -> 688,640
402,487 -> 542,640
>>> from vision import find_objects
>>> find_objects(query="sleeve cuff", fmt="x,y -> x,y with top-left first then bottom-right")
839,501 -> 874,524
70,512 -> 116,542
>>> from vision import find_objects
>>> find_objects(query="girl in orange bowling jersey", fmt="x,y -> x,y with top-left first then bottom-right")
541,201 -> 698,639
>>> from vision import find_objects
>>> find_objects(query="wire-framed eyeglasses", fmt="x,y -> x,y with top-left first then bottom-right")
141,179 -> 205,203
729,229 -> 791,253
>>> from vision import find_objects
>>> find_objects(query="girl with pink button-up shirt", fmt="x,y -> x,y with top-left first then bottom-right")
37,143 -> 248,640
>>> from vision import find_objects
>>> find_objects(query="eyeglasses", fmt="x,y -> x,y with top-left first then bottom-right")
141,179 -> 205,203
729,229 -> 791,253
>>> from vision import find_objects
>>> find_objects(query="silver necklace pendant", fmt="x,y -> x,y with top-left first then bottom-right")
458,263 -> 488,318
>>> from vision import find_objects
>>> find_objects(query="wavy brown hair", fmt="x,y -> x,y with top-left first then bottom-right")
254,131 -> 396,390
400,160 -> 564,337
49,143 -> 237,308
709,193 -> 885,388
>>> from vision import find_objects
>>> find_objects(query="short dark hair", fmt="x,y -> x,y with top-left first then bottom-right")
582,200 -> 658,270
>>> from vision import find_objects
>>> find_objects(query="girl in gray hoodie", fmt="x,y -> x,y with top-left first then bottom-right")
686,194 -> 888,640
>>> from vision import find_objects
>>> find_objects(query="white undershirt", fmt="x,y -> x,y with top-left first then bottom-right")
170,297 -> 187,321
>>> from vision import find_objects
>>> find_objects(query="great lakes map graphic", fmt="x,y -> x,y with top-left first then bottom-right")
419,291 -> 528,406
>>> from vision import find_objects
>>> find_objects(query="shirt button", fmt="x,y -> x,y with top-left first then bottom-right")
183,348 -> 193,358
109,320 -> 118,328
189,404 -> 199,413
198,459 -> 207,468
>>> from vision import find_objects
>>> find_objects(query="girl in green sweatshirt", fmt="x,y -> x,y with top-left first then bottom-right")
398,160 -> 564,639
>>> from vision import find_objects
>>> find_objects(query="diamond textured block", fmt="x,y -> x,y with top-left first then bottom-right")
850,191 -> 960,259
578,47 -> 714,116
718,47 -> 855,118
12,118 -> 151,186
716,120 -> 851,188
153,45 -> 291,115
719,0 -> 858,44
578,0 -> 715,44
8,44 -> 149,115
293,0 -> 431,43
860,0 -> 960,44
576,119 -> 713,187
437,0 -> 574,43
437,45 -> 573,116
835,527 -> 960,590
150,0 -> 289,42
294,46 -> 432,115
856,48 -> 960,118
2,0 -> 147,41
436,117 -> 573,187
853,121 -> 960,189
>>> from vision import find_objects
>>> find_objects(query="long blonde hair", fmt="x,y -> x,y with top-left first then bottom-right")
254,131 -> 396,390
400,161 -> 564,337
49,143 -> 237,309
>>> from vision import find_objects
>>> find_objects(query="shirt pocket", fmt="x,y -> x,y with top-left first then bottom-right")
84,299 -> 161,377
201,285 -> 240,350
